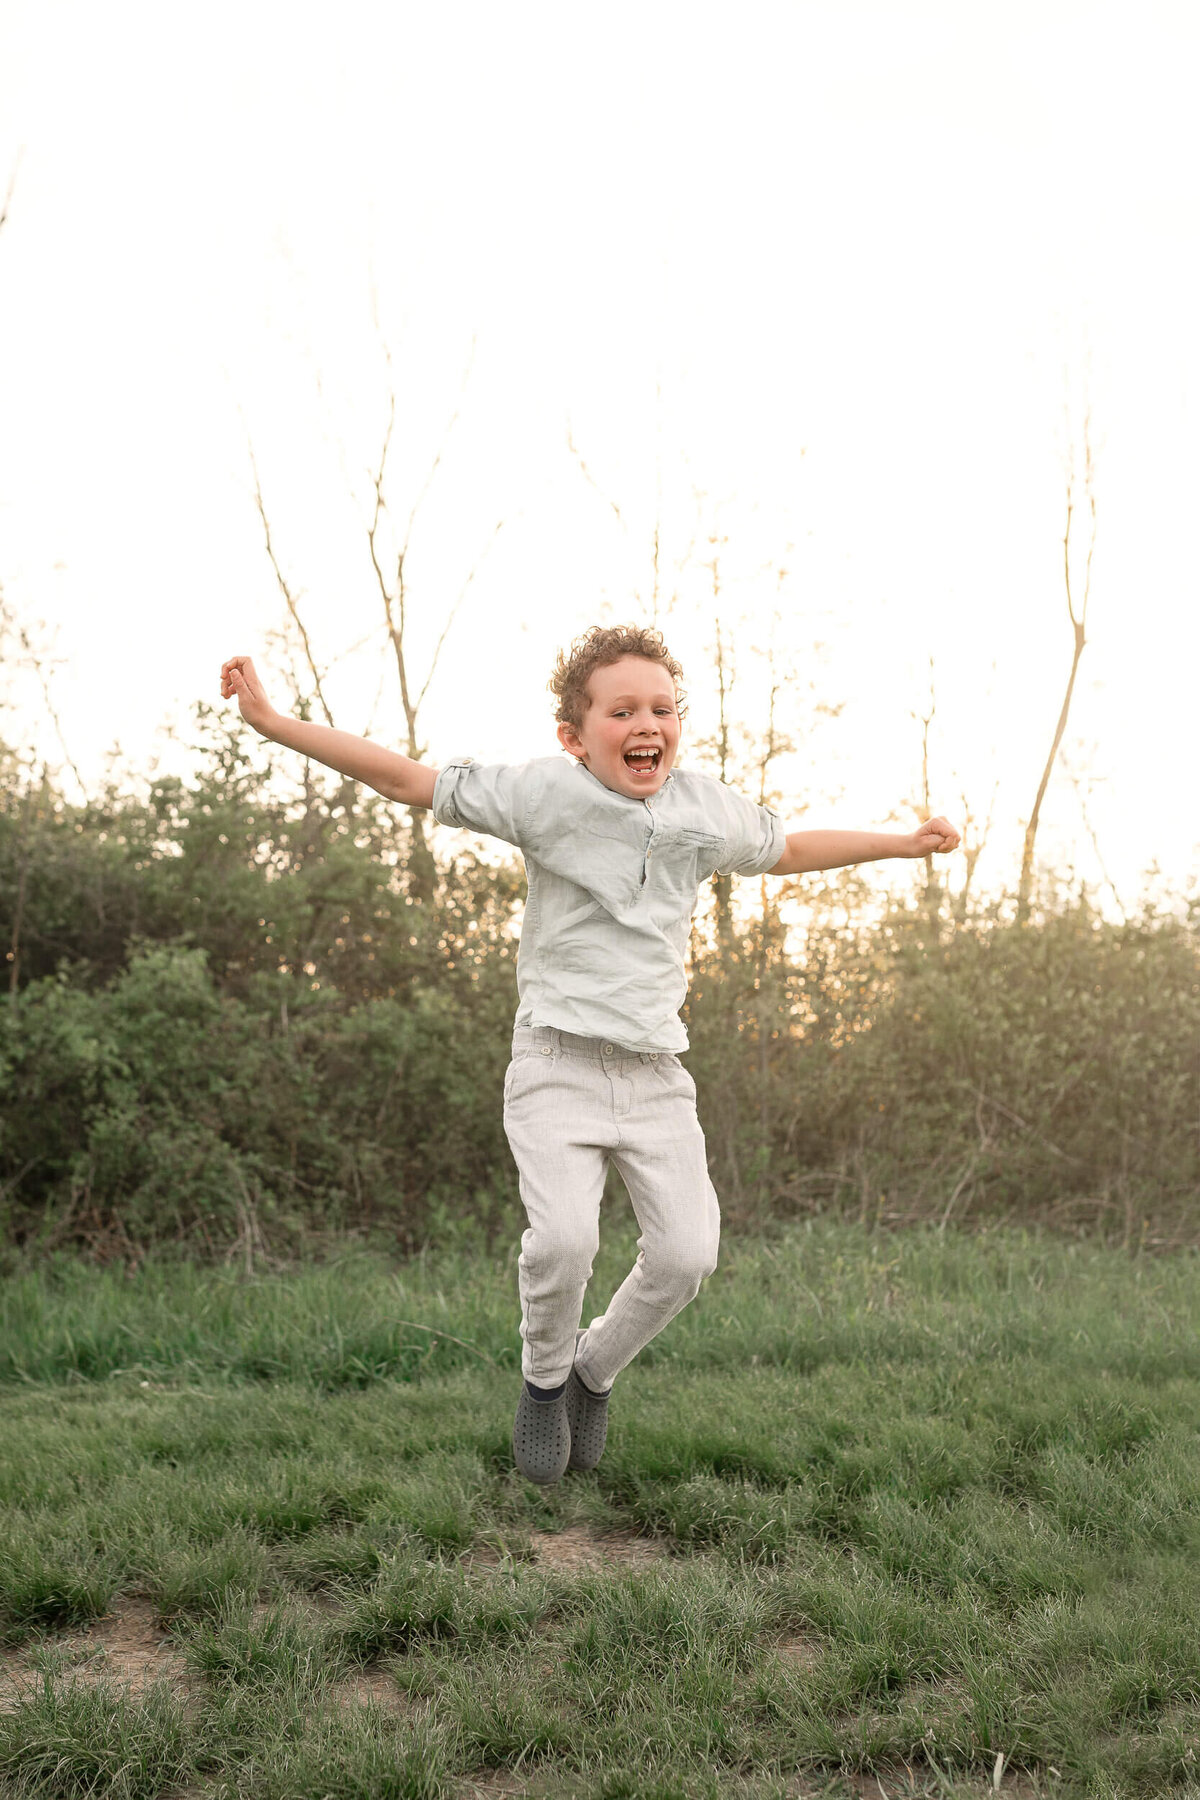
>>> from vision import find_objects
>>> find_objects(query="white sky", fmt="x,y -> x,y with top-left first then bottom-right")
1,0 -> 1198,908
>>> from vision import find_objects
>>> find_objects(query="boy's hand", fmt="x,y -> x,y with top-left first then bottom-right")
905,816 -> 961,857
221,656 -> 277,738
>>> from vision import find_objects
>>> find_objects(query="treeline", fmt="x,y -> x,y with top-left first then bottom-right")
1,711 -> 1197,1261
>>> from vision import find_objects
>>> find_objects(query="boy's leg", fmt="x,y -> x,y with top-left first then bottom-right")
503,1031 -> 615,1389
573,1053 -> 719,1397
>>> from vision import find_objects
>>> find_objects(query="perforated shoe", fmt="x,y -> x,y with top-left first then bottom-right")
565,1333 -> 611,1472
512,1385 -> 571,1485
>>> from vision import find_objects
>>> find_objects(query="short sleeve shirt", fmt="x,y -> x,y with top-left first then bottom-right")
432,756 -> 784,1052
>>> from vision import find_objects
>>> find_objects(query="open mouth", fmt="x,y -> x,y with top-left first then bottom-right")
623,748 -> 662,779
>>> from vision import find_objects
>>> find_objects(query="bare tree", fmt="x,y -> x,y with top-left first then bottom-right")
751,608 -> 799,1179
14,622 -> 87,801
1017,417 -> 1097,921
566,401 -> 700,625
248,442 -> 365,833
951,778 -> 998,922
910,656 -> 940,919
367,372 -> 503,902
702,543 -> 738,960
248,442 -> 337,731
5,763 -> 40,996
566,418 -> 622,527
1,600 -> 50,994
1060,748 -> 1126,919
754,603 -> 796,813
0,153 -> 19,235
247,344 -> 502,900
1,158 -> 36,997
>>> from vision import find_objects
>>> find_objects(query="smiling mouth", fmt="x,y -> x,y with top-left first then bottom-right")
624,748 -> 662,777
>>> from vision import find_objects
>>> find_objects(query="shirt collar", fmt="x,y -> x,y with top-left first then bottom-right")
572,759 -> 677,802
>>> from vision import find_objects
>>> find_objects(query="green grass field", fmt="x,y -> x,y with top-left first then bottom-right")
3,1221 -> 1200,1800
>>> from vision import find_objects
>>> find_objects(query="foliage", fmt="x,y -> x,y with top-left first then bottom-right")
686,875 -> 1200,1241
1,714 -> 1196,1256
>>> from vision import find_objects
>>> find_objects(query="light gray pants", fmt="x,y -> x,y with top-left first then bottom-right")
502,1024 -> 721,1392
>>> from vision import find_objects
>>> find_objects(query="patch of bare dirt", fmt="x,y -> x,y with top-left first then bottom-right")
0,1597 -> 409,1720
0,1600 -> 189,1711
777,1633 -> 827,1671
457,1775 -> 538,1799
527,1524 -> 670,1571
331,1666 -> 412,1714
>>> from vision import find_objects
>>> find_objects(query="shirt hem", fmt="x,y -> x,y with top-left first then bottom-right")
514,1004 -> 689,1056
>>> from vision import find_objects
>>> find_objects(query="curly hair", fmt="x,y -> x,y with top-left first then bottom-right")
549,624 -> 687,732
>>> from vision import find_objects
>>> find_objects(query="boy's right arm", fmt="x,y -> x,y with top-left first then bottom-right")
220,656 -> 438,809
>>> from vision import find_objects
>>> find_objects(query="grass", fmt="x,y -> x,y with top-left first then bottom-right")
2,1219 -> 1200,1798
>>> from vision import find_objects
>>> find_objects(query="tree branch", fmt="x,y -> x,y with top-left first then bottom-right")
248,441 -> 336,729
415,518 -> 505,712
400,337 -> 476,559
0,152 -> 20,234
567,416 -> 623,523
909,656 -> 939,914
16,625 -> 87,801
366,391 -> 420,755
1018,416 -> 1097,921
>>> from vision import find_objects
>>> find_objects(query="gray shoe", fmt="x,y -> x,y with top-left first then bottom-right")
512,1385 -> 571,1485
565,1333 -> 611,1472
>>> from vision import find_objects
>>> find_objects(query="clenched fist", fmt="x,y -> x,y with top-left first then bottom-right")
905,816 -> 961,857
220,657 -> 276,738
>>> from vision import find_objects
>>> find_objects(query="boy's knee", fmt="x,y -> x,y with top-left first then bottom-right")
521,1225 -> 599,1287
649,1231 -> 719,1302
682,1242 -> 720,1292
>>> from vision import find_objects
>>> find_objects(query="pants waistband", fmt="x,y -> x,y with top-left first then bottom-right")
511,1024 -> 668,1066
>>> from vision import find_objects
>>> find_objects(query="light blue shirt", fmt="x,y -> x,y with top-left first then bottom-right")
432,755 -> 785,1052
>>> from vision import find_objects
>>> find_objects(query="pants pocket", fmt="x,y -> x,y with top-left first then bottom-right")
651,1054 -> 696,1100
503,1050 -> 543,1109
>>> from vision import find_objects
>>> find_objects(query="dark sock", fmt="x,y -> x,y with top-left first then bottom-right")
524,1378 -> 567,1401
574,1370 -> 611,1400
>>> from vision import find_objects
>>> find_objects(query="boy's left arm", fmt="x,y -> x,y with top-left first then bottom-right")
768,817 -> 960,877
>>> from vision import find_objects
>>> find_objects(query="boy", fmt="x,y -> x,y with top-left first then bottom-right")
221,624 -> 959,1484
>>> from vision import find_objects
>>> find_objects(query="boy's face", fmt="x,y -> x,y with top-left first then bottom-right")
557,654 -> 682,800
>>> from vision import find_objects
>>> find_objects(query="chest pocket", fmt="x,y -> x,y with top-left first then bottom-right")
650,827 -> 727,892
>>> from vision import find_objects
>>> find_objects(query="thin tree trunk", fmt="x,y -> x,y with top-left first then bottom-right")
249,444 -> 338,732
1018,434 -> 1096,921
8,782 -> 31,995
912,658 -> 940,921
368,379 -> 502,908
708,586 -> 735,961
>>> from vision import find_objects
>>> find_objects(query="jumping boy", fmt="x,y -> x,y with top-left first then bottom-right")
221,625 -> 959,1484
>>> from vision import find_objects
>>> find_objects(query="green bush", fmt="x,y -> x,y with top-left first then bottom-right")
1,716 -> 1196,1255
684,885 -> 1200,1238
0,946 -> 518,1253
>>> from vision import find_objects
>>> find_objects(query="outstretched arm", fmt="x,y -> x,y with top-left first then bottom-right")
768,816 -> 960,877
220,656 -> 438,808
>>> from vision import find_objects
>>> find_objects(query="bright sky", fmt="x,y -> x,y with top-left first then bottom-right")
1,1 -> 1197,908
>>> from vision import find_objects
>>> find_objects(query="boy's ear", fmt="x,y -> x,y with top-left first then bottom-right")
556,720 -> 585,760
